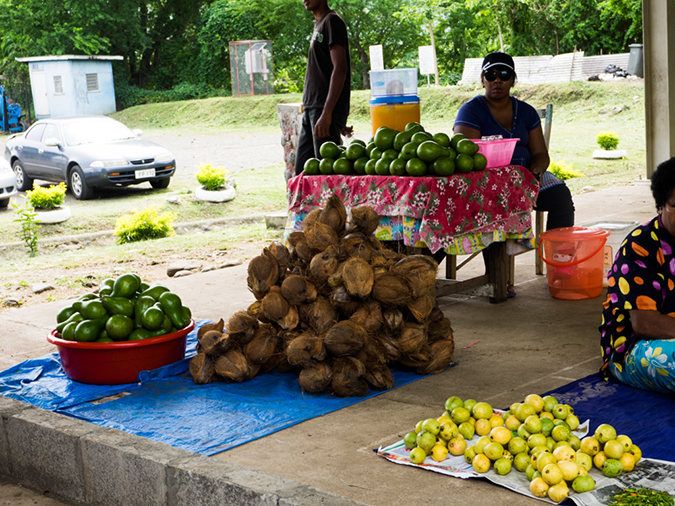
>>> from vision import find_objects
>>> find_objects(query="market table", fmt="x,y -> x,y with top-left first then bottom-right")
286,166 -> 540,303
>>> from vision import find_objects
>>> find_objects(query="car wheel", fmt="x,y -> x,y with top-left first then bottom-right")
12,160 -> 33,191
0,198 -> 9,209
150,177 -> 171,189
69,165 -> 94,200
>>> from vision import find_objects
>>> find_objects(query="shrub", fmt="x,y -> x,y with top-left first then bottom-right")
26,182 -> 66,210
549,160 -> 584,180
11,202 -> 38,256
113,206 -> 176,244
196,163 -> 228,191
597,132 -> 620,150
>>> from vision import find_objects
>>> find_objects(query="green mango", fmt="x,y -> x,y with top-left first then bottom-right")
158,292 -> 183,328
56,305 -> 77,324
74,316 -> 107,343
61,321 -> 79,341
134,295 -> 156,328
140,283 -> 170,301
80,299 -> 108,320
111,273 -> 141,299
141,304 -> 165,331
56,312 -> 84,333
101,296 -> 135,318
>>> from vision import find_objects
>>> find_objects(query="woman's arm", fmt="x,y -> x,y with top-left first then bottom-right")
629,309 -> 675,340
453,125 -> 481,139
527,125 -> 550,176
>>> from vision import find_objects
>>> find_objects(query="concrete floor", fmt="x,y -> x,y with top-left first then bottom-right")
0,181 -> 657,505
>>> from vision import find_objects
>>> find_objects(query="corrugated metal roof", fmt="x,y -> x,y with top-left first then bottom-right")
459,52 -> 630,84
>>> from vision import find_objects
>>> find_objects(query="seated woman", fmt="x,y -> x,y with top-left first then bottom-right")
599,157 -> 675,394
453,52 -> 574,230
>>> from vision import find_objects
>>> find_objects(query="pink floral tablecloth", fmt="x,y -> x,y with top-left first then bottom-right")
286,166 -> 539,255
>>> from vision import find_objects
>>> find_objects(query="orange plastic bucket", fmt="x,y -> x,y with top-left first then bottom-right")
538,227 -> 609,300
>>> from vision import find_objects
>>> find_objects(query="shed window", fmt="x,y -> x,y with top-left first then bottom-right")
86,73 -> 99,92
53,76 -> 63,94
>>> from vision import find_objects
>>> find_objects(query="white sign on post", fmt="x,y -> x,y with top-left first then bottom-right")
419,45 -> 436,75
369,45 -> 384,71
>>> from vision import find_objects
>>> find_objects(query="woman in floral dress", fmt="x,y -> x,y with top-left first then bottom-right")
599,157 -> 675,393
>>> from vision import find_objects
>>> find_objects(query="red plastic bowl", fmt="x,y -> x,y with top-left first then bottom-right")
46,319 -> 195,385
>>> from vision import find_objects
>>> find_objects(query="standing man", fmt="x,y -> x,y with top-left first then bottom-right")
294,0 -> 351,176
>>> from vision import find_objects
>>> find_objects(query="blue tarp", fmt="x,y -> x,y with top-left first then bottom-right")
0,320 -> 435,455
544,373 -> 675,462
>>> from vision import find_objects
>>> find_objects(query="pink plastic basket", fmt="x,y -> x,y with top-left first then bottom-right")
475,138 -> 519,169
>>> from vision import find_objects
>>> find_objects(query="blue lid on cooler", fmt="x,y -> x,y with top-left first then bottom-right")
370,95 -> 420,106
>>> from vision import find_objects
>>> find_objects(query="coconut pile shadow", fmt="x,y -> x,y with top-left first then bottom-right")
543,374 -> 675,462
0,320 -> 443,455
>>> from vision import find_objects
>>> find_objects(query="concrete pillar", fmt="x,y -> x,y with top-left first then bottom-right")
644,0 -> 675,177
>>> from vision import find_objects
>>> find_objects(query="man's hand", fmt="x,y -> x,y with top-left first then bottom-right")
314,111 -> 331,139
341,125 -> 354,138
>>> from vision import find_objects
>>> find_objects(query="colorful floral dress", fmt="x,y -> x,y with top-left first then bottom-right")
599,215 -> 675,393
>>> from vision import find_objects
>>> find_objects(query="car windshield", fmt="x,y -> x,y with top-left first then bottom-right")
63,119 -> 136,146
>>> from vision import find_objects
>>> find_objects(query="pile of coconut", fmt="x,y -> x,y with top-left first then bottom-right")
189,195 -> 455,397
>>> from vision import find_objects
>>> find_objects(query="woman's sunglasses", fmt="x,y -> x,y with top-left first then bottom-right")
483,70 -> 513,82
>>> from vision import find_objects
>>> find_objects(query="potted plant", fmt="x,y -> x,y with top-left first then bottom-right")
26,182 -> 71,224
593,131 -> 627,159
194,163 -> 236,203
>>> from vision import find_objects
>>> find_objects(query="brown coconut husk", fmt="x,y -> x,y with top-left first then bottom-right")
200,330 -> 232,356
286,332 -> 327,368
324,320 -> 367,357
354,333 -> 388,366
340,232 -> 373,262
364,364 -> 394,391
318,194 -> 347,234
244,326 -> 280,365
268,242 -> 292,278
281,274 -> 318,306
309,245 -> 341,286
302,208 -> 323,231
397,322 -> 428,355
397,344 -> 431,369
331,357 -> 368,397
293,238 -> 315,263
349,301 -> 384,335
428,316 -> 454,342
379,334 -> 402,361
371,273 -> 412,306
227,314 -> 257,346
393,255 -> 439,299
247,300 -> 261,317
417,339 -> 455,375
259,343 -> 282,374
214,349 -> 250,383
348,206 -> 380,236
330,286 -> 362,315
189,352 -> 216,384
428,307 -> 445,323
304,296 -> 338,335
305,221 -> 339,252
382,307 -> 404,333
278,306 -> 300,330
299,362 -> 333,393
407,293 -> 435,323
341,257 -> 374,299
197,319 -> 225,341
259,286 -> 291,323
247,249 -> 279,299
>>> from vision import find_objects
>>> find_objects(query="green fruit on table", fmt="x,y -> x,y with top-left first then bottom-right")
303,158 -> 320,175
353,157 -> 368,175
111,273 -> 141,298
106,314 -> 135,341
373,126 -> 396,151
319,141 -> 341,159
102,296 -> 134,318
79,299 -> 107,320
319,158 -> 335,175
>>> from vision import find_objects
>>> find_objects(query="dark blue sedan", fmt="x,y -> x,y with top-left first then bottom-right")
4,116 -> 176,199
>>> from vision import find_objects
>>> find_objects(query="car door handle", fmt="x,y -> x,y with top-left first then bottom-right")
39,149 -> 44,154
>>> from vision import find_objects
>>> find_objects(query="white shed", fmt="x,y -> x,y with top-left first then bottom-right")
15,55 -> 123,120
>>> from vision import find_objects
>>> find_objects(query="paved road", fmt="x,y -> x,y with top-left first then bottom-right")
0,477 -> 69,506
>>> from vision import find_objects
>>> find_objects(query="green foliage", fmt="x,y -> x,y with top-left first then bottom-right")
11,202 -> 38,257
25,182 -> 66,210
113,207 -> 176,244
597,131 -> 620,150
548,160 -> 584,180
196,163 -> 228,191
